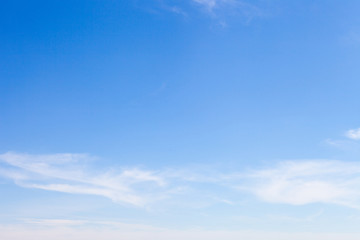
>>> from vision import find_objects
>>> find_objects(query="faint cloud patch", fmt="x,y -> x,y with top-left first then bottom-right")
192,0 -> 219,11
242,160 -> 360,209
150,0 -> 267,26
191,0 -> 265,24
324,127 -> 360,154
346,128 -> 360,140
169,6 -> 188,17
325,138 -> 360,152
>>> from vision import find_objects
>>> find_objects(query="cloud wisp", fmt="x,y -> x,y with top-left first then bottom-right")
192,0 -> 221,11
156,0 -> 264,25
1,152 -> 360,209
189,0 -> 265,27
0,152 -> 167,207
346,128 -> 360,140
244,160 -> 360,208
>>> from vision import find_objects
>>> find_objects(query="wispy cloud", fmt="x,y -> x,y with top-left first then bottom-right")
244,160 -> 360,208
346,128 -> 360,140
155,0 -> 264,25
192,0 -> 262,18
192,0 -> 219,11
190,0 -> 265,27
0,152 -> 168,207
1,152 -> 360,209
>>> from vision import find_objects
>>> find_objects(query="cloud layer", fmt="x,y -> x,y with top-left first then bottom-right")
1,221 -> 360,240
1,152 -> 360,209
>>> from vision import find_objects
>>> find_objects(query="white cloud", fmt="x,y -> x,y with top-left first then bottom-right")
2,152 -> 360,209
244,160 -> 360,208
0,152 -> 168,207
346,128 -> 360,140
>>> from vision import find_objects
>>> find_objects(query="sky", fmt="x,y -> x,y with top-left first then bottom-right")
1,0 -> 360,239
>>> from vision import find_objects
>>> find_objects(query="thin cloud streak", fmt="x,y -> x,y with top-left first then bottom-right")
0,152 -> 167,207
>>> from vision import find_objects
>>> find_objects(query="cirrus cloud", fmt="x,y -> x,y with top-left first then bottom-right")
1,152 -> 360,209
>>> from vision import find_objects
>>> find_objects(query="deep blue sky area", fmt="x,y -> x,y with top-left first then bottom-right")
2,1 -> 359,164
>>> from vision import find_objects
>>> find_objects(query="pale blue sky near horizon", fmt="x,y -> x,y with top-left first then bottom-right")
1,0 -> 360,239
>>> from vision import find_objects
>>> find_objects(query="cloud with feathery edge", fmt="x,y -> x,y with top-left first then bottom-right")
1,152 -> 360,209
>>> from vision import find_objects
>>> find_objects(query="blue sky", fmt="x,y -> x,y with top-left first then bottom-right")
1,0 -> 360,239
